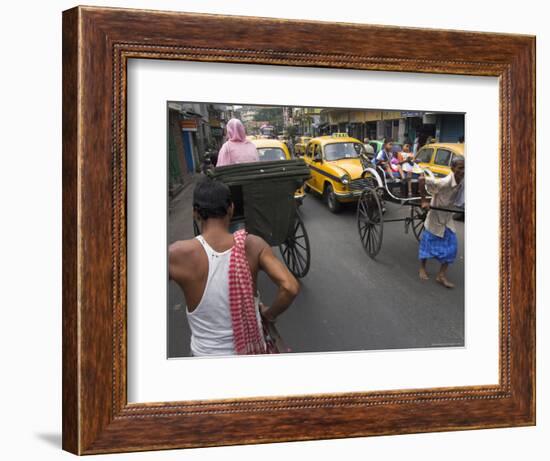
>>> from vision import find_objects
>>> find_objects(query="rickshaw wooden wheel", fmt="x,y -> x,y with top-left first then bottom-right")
279,213 -> 311,278
410,206 -> 427,242
357,187 -> 384,258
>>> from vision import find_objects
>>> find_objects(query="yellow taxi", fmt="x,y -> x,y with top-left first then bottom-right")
414,142 -> 465,177
250,138 -> 306,203
302,133 -> 370,213
294,136 -> 312,157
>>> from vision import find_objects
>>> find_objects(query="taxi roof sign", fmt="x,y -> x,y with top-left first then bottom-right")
331,132 -> 348,138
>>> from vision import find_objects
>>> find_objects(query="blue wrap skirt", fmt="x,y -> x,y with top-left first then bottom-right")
419,227 -> 457,264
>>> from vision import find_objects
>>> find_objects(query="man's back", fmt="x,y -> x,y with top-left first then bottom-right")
169,232 -> 267,307
186,235 -> 235,355
169,232 -> 269,356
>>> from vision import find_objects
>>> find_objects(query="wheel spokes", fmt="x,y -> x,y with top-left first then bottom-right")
357,188 -> 383,258
410,207 -> 426,240
359,223 -> 368,243
293,249 -> 305,273
279,214 -> 311,278
294,239 -> 308,251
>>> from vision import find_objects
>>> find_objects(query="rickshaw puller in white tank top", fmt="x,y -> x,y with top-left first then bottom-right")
186,234 -> 263,356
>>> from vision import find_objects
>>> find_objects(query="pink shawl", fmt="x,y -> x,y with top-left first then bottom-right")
226,118 -> 247,142
216,119 -> 259,166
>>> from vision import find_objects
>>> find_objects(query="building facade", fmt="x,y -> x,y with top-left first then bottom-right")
319,108 -> 464,146
167,102 -> 236,199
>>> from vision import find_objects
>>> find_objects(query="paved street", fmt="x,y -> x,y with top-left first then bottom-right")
168,177 -> 464,357
258,194 -> 464,353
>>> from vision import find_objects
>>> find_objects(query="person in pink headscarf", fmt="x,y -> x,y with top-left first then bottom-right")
216,118 -> 259,166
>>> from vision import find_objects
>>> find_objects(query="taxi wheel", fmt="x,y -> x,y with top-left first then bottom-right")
304,183 -> 311,194
325,184 -> 341,213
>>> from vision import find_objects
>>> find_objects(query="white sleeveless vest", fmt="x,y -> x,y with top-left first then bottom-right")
186,235 -> 262,356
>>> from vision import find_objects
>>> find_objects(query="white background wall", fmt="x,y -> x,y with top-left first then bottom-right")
0,0 -> 546,459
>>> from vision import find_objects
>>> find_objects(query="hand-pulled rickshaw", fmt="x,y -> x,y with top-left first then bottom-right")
194,159 -> 312,278
356,161 -> 465,259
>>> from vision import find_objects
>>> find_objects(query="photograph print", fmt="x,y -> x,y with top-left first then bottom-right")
167,103 -> 466,358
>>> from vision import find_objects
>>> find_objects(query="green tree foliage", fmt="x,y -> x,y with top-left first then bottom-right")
252,107 -> 284,132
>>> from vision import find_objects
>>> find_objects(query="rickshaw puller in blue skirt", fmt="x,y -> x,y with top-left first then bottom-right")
418,155 -> 465,289
419,227 -> 458,287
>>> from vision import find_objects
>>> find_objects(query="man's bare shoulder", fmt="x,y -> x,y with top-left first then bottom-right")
168,238 -> 202,261
245,233 -> 270,255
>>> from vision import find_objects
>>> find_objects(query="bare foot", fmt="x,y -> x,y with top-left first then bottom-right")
419,268 -> 429,280
436,275 -> 455,288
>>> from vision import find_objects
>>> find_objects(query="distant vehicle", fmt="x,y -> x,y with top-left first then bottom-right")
250,138 -> 306,204
368,140 -> 384,155
276,135 -> 292,152
294,136 -> 312,157
302,133 -> 371,213
414,142 -> 465,178
259,124 -> 276,138
252,138 -> 290,161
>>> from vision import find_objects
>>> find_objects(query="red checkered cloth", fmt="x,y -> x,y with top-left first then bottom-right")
229,229 -> 267,355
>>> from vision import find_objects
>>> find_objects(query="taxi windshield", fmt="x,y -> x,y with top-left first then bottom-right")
257,147 -> 287,161
324,142 -> 364,161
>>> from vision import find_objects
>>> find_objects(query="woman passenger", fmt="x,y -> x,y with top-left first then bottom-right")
216,118 -> 259,166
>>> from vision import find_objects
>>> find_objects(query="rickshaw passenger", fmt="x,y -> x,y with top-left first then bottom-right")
168,177 -> 300,356
389,151 -> 406,180
216,118 -> 260,166
375,139 -> 401,181
400,143 -> 422,196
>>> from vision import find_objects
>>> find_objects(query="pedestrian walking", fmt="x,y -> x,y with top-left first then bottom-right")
418,156 -> 465,288
168,177 -> 299,356
216,118 -> 259,166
